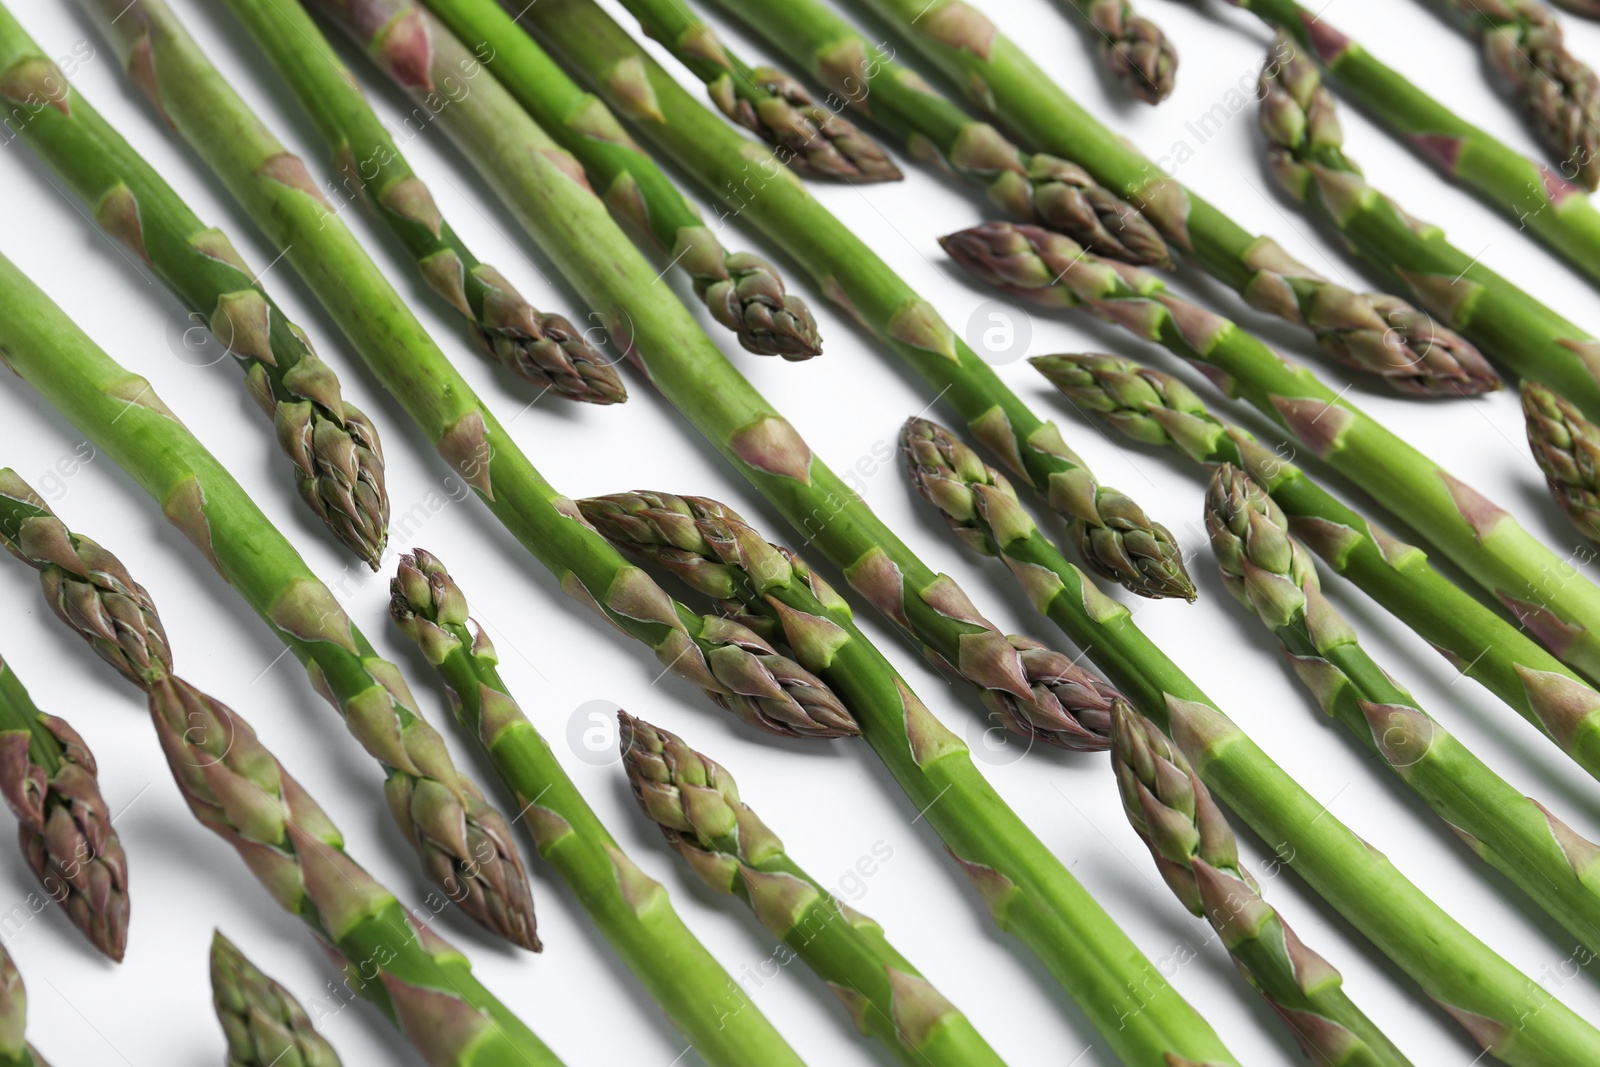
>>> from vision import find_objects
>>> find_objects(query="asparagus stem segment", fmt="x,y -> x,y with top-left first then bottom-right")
898,415 -> 1600,1066
1111,704 -> 1411,1067
1222,0 -> 1600,287
1206,464 -> 1600,957
620,713 -> 1009,1067
1525,381 -> 1600,546
218,0 -> 626,406
0,249 -> 537,951
613,0 -> 901,181
1066,0 -> 1179,104
1032,353 -> 1600,780
210,931 -> 343,1067
1259,33 -> 1600,421
0,4 -> 390,567
0,650 -> 128,962
389,549 -> 820,1066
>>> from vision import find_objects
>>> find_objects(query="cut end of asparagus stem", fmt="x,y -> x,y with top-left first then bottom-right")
211,930 -> 343,1067
1087,1 -> 1178,104
715,66 -> 903,183
1524,381 -> 1600,545
697,253 -> 824,360
1477,2 -> 1600,191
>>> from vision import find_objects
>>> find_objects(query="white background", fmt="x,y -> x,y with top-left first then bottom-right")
3,0 -> 1600,1064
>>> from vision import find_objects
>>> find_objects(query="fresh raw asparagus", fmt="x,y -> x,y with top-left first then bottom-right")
0,650 -> 127,962
944,218 -> 1600,691
0,261 -> 538,951
424,0 -> 1198,603
843,0 -> 1508,394
612,0 -> 901,180
1215,0 -> 1600,286
621,712 -> 1009,1067
1061,0 -> 1179,104
1432,0 -> 1600,190
899,416 -> 1600,1065
217,0 -> 625,405
1032,353 -> 1600,779
1549,0 -> 1600,14
210,931 -> 342,1067
390,549 -> 822,1066
1110,704 -> 1410,1067
693,0 -> 1173,266
1525,381 -> 1600,545
1259,33 -> 1600,420
1206,463 -> 1600,957
0,3 -> 390,568
0,943 -> 44,1067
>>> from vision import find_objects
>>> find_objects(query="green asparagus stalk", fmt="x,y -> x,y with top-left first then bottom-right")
0,942 -> 44,1067
1110,703 -> 1410,1067
0,4 -> 390,567
423,0 -> 1198,602
1432,0 -> 1600,191
670,0 -> 1175,267
943,218 -> 1600,690
211,931 -> 342,1067
1214,0 -> 1600,285
897,415 -> 1600,1065
1206,463 -> 1600,957
612,0 -> 901,181
1031,352 -> 1600,781
619,712 -> 1009,1067
1258,32 -> 1600,420
1524,381 -> 1600,545
0,265 -> 538,951
0,652 -> 128,962
389,549 -> 824,1066
216,0 -> 625,405
1062,0 -> 1179,104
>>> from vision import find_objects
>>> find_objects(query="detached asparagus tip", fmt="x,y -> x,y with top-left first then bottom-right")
1524,381 -> 1600,545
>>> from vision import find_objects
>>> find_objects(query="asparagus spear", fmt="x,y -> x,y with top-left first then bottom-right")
1030,352 -> 1600,780
1212,0 -> 1600,284
1206,463 -> 1600,957
390,549 -> 828,1065
1524,381 -> 1600,545
0,4 -> 390,567
619,713 -> 1009,1067
0,274 -> 538,952
1062,0 -> 1179,104
422,0 -> 1197,602
1110,703 -> 1410,1067
611,0 -> 901,180
0,942 -> 45,1067
215,0 -> 625,405
897,416 -> 1600,1065
1432,0 -> 1600,191
1549,0 -> 1600,14
210,931 -> 342,1067
0,652 -> 127,962
942,218 -> 1600,690
1259,32 -> 1600,420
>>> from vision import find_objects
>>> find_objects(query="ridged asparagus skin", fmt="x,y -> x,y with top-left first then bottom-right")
0,648 -> 128,962
1219,0 -> 1600,287
1259,34 -> 1600,422
1033,353 -> 1600,784
0,4 -> 390,568
210,932 -> 342,1067
897,416 -> 1600,1065
1206,465 -> 1600,959
389,550 -> 819,1067
1110,704 -> 1411,1067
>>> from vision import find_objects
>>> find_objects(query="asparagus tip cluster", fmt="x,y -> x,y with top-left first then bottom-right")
467,266 -> 629,405
713,65 -> 903,183
1086,0 -> 1178,105
211,930 -> 342,1067
1524,381 -> 1600,546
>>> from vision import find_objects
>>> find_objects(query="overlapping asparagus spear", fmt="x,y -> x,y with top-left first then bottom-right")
1110,704 -> 1410,1067
0,651 -> 127,962
620,713 -> 1009,1067
0,3 -> 390,567
210,932 -> 342,1067
1207,463 -> 1600,956
897,416 -> 1600,1065
0,943 -> 45,1067
389,549 -> 822,1065
1259,33 -> 1600,420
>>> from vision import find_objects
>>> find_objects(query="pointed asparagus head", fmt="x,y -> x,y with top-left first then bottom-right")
1477,3 -> 1600,190
1088,1 -> 1178,104
211,930 -> 342,1067
1524,381 -> 1600,545
981,636 -> 1117,751
697,252 -> 823,361
900,416 -> 1195,600
1022,155 -> 1173,267
939,221 -> 1085,301
1030,352 -> 1230,462
468,267 -> 627,404
1204,464 -> 1318,631
713,64 -> 902,183
0,470 -> 172,687
0,939 -> 36,1066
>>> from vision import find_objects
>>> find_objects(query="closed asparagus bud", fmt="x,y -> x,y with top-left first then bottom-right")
211,931 -> 342,1067
1524,381 -> 1600,544
0,471 -> 170,687
1087,1 -> 1178,105
901,416 -> 1193,601
272,390 -> 389,571
715,65 -> 902,183
467,266 -> 626,404
696,252 -> 823,362
1029,353 -> 1223,456
1022,155 -> 1173,268
980,636 -> 1117,751
1203,465 -> 1317,631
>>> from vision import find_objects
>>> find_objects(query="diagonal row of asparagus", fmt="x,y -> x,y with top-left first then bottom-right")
210,932 -> 342,1067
